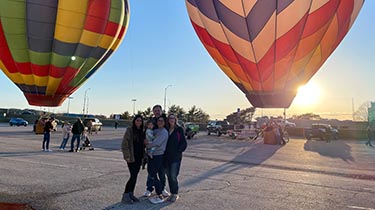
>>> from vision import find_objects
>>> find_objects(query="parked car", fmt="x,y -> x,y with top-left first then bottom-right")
305,123 -> 339,141
9,118 -> 28,126
184,122 -> 199,139
207,120 -> 234,136
83,118 -> 103,131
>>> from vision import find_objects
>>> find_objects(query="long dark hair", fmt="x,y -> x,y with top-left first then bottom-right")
132,114 -> 144,132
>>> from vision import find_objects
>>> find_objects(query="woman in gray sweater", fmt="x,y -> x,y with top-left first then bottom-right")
145,116 -> 168,203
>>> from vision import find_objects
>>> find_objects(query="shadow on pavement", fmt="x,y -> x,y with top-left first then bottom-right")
104,198 -> 172,210
303,140 -> 354,162
183,138 -> 281,187
0,150 -> 46,158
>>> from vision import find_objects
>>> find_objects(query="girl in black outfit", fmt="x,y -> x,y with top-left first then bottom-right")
121,115 -> 145,204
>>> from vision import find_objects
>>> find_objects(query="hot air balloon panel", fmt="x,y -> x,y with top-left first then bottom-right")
186,0 -> 364,108
0,0 -> 129,106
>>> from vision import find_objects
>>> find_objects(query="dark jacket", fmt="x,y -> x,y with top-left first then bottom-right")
165,126 -> 187,163
72,120 -> 84,135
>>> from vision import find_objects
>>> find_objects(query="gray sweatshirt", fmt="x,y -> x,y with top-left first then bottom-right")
147,128 -> 168,156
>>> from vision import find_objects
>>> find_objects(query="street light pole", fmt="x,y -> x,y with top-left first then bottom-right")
164,85 -> 172,112
67,97 -> 73,114
83,88 -> 90,117
132,99 -> 137,116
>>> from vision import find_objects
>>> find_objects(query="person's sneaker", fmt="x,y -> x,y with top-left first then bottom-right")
46,149 -> 53,152
169,194 -> 179,202
68,149 -> 74,152
162,189 -> 170,197
149,195 -> 165,204
143,190 -> 152,197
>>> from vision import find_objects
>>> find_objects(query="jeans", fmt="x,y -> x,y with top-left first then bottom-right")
59,134 -> 70,149
146,163 -> 166,192
125,158 -> 142,193
42,132 -> 50,150
70,134 -> 81,150
147,155 -> 164,195
166,160 -> 181,194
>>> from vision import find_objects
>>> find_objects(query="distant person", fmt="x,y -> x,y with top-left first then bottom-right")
145,120 -> 156,159
86,120 -> 93,135
121,115 -> 145,204
145,116 -> 169,204
115,121 -> 119,129
69,118 -> 84,152
366,126 -> 373,147
165,113 -> 187,202
59,121 -> 71,150
143,105 -> 170,198
42,117 -> 54,152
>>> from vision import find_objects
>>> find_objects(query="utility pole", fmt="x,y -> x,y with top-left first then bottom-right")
164,85 -> 172,112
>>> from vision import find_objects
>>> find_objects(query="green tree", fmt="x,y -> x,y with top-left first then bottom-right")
168,105 -> 186,120
225,107 -> 256,124
142,107 -> 153,119
186,105 -> 210,123
121,111 -> 132,120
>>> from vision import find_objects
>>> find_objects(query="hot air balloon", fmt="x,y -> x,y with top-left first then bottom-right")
186,0 -> 364,108
0,0 -> 129,106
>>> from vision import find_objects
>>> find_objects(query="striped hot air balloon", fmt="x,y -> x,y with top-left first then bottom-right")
186,0 -> 364,108
0,0 -> 129,106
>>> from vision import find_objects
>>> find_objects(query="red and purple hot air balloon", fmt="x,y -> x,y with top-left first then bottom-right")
0,0 -> 129,106
186,0 -> 365,108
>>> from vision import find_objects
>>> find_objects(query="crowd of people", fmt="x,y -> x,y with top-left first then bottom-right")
41,117 -> 91,152
121,104 -> 188,204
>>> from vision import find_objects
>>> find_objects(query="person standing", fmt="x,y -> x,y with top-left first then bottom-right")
145,116 -> 169,204
86,120 -> 93,135
366,125 -> 373,147
143,105 -> 170,198
42,117 -> 54,152
69,118 -> 84,152
165,114 -> 187,202
121,115 -> 145,204
59,121 -> 71,150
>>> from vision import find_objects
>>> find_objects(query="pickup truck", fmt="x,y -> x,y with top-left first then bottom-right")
207,120 -> 234,136
304,123 -> 339,141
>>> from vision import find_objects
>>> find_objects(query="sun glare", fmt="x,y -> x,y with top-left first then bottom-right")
294,83 -> 321,106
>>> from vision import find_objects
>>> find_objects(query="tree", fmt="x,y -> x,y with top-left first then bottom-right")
291,113 -> 321,120
225,107 -> 256,124
168,105 -> 186,120
142,107 -> 153,119
121,111 -> 132,120
353,101 -> 371,121
186,105 -> 210,123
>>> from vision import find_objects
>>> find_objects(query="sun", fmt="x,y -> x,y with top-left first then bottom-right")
294,82 -> 321,106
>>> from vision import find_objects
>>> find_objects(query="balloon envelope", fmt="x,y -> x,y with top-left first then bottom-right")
0,0 -> 129,106
186,0 -> 364,108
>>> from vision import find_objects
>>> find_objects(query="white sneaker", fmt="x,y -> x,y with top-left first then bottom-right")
46,149 -> 53,152
162,189 -> 170,197
149,195 -> 165,204
143,190 -> 152,197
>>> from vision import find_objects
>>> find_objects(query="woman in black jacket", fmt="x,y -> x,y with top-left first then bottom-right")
121,115 -> 145,204
165,113 -> 187,202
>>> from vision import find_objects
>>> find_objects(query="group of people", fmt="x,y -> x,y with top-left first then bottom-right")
41,117 -> 88,152
121,104 -> 187,204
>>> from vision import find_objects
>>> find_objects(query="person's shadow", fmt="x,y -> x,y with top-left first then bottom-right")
103,197 -> 172,210
182,137 -> 282,188
303,140 -> 354,162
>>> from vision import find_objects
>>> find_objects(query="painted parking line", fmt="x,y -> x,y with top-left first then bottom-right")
348,206 -> 375,210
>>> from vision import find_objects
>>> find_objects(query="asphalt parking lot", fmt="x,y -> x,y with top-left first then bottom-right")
0,124 -> 374,210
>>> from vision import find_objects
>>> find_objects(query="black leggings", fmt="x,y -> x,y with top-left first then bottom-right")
124,158 -> 142,193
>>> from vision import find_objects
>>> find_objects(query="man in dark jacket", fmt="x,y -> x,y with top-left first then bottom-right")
69,118 -> 84,152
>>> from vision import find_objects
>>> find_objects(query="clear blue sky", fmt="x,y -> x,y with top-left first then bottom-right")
1,1 -> 374,120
